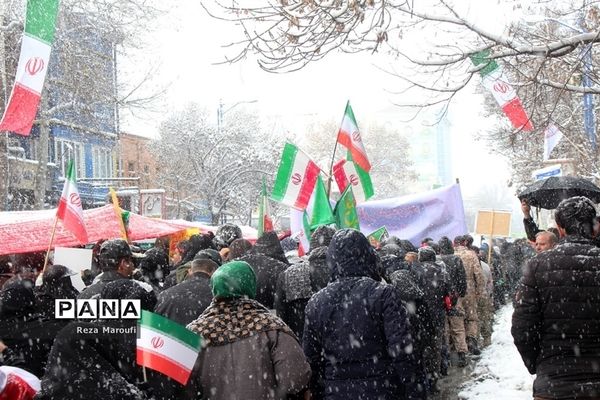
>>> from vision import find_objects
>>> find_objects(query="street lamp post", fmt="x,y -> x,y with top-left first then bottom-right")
215,98 -> 258,224
217,98 -> 258,134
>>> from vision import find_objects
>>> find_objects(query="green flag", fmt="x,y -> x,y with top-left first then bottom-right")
310,176 -> 335,230
367,226 -> 389,248
334,186 -> 360,230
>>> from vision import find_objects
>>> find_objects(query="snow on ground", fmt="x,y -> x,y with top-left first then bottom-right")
458,304 -> 534,400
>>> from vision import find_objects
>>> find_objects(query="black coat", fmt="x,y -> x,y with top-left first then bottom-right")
240,233 -> 289,309
0,279 -> 67,377
154,273 -> 213,326
410,261 -> 450,330
303,229 -> 423,400
275,246 -> 330,339
77,270 -> 128,299
0,314 -> 67,377
439,254 -> 466,299
512,236 -> 600,399
523,217 -> 542,242
36,320 -> 177,400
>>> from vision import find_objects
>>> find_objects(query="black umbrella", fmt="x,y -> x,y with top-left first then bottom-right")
518,176 -> 600,209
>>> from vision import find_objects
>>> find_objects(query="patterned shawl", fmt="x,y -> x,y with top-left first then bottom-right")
187,298 -> 295,346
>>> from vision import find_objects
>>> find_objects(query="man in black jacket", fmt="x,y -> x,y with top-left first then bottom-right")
512,196 -> 600,399
154,258 -> 218,326
303,229 -> 424,400
78,239 -> 142,299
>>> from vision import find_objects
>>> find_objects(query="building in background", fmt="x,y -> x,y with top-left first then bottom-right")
119,132 -> 158,189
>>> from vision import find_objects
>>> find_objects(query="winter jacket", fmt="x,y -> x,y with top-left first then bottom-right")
410,259 -> 450,331
454,246 -> 485,298
512,236 -> 600,399
0,280 -> 67,377
36,320 -> 172,400
439,254 -> 467,298
77,270 -> 128,299
154,272 -> 213,326
380,255 -> 409,281
523,217 -> 542,242
0,315 -> 66,378
239,233 -> 289,309
303,229 -> 423,400
183,329 -> 310,400
275,246 -> 330,338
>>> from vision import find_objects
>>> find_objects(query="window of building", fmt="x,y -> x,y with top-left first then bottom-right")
128,161 -> 135,172
143,165 -> 149,174
92,147 -> 113,178
54,139 -> 85,178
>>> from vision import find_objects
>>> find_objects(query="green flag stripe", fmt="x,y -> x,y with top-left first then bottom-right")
25,0 -> 60,44
355,162 -> 374,199
139,310 -> 201,349
272,143 -> 298,201
347,151 -> 374,200
310,176 -> 335,229
344,101 -> 358,126
470,50 -> 498,77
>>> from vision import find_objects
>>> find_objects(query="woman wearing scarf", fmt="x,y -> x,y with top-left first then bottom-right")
186,261 -> 310,400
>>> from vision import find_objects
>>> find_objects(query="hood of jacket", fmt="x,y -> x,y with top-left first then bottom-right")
251,231 -> 289,265
327,229 -> 379,281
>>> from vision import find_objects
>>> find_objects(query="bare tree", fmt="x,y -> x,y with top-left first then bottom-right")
151,103 -> 283,224
203,0 -> 600,189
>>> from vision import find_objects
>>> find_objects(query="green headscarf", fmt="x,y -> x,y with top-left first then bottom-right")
210,261 -> 256,299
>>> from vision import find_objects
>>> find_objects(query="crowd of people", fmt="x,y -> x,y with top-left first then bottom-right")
0,198 -> 587,399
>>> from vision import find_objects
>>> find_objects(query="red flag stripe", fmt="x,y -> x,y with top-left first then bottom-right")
337,133 -> 372,172
293,161 -> 320,209
57,197 -> 88,244
136,348 -> 192,385
0,83 -> 41,136
501,98 -> 534,131
333,159 -> 349,193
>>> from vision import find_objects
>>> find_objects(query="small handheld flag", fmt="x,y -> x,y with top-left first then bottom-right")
56,160 -> 88,244
137,310 -> 202,385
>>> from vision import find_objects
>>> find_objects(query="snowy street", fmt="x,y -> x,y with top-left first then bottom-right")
458,305 -> 533,399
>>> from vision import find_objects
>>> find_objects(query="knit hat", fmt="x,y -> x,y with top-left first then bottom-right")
210,261 -> 256,300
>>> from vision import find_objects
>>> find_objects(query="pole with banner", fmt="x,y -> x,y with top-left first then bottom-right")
487,210 -> 495,266
109,187 -> 129,241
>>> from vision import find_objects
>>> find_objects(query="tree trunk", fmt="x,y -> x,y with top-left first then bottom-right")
34,121 -> 49,209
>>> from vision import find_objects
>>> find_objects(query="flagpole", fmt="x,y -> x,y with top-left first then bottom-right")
326,100 -> 349,197
42,216 -> 59,273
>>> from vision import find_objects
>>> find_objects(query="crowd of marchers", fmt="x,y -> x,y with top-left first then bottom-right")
0,196 -> 593,400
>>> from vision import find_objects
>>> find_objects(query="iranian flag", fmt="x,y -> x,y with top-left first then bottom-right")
471,50 -> 533,131
543,123 -> 563,161
257,177 -> 273,238
0,0 -> 60,136
137,310 -> 202,385
56,160 -> 88,244
337,101 -> 371,172
290,208 -> 312,256
333,157 -> 374,204
272,143 -> 320,210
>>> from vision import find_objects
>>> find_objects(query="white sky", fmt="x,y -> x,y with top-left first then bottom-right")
121,0 -> 524,206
